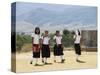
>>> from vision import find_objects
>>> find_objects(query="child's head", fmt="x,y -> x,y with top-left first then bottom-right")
56,30 -> 60,36
35,27 -> 40,34
44,30 -> 49,36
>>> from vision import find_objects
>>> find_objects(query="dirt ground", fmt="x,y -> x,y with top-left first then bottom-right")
13,50 -> 97,73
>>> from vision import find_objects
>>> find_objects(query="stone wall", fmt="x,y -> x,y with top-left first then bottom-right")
81,30 -> 97,51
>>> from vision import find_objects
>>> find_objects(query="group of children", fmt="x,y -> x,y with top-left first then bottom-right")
30,27 -> 81,66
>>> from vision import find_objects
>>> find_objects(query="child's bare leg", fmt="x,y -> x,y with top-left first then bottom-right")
61,55 -> 63,60
34,58 -> 38,65
76,54 -> 80,61
30,51 -> 33,64
45,58 -> 47,64
30,57 -> 34,64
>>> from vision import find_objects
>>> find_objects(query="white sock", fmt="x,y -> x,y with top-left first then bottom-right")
76,54 -> 79,60
31,58 -> 34,62
35,58 -> 38,64
45,58 -> 47,63
42,58 -> 44,61
61,55 -> 64,60
31,52 -> 33,62
54,56 -> 56,61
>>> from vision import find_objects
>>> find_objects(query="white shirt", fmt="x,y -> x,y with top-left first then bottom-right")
74,35 -> 81,44
31,33 -> 40,44
41,36 -> 50,45
53,35 -> 62,44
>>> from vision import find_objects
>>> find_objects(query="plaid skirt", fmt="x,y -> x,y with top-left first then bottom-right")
32,44 -> 40,58
74,44 -> 81,55
41,44 -> 50,58
53,44 -> 64,56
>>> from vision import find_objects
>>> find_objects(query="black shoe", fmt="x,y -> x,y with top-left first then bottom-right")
44,62 -> 52,65
30,61 -> 32,64
44,62 -> 48,64
34,63 -> 39,66
76,59 -> 85,63
61,59 -> 65,63
76,59 -> 78,62
76,59 -> 81,62
42,60 -> 44,63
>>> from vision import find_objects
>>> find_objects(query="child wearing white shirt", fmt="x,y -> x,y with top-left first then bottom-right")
73,30 -> 82,62
41,31 -> 50,64
53,31 -> 65,63
30,27 -> 41,66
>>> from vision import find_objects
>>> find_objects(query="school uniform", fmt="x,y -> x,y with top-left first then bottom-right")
53,35 -> 63,56
41,36 -> 50,58
31,33 -> 40,58
74,35 -> 81,55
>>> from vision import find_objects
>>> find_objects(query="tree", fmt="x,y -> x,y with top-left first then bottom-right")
62,29 -> 74,47
63,29 -> 70,35
16,34 -> 32,52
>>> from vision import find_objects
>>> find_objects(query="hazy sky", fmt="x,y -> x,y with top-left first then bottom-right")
12,2 -> 97,32
16,2 -> 97,16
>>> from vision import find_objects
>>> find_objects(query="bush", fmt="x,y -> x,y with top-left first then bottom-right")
62,29 -> 74,47
16,29 -> 74,53
16,34 -> 32,52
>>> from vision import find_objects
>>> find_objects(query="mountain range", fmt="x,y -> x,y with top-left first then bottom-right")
12,2 -> 97,32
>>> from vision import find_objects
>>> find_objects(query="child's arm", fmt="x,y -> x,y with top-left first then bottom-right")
40,38 -> 43,50
73,35 -> 76,41
61,37 -> 63,48
73,35 -> 75,39
80,36 -> 82,45
53,36 -> 57,45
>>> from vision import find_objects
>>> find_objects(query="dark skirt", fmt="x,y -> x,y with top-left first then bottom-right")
33,52 -> 40,58
42,44 -> 50,58
53,44 -> 64,56
32,44 -> 40,58
74,44 -> 81,55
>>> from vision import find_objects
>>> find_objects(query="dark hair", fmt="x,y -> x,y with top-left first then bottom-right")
35,27 -> 40,34
55,30 -> 60,36
78,30 -> 81,35
45,30 -> 48,33
56,30 -> 59,33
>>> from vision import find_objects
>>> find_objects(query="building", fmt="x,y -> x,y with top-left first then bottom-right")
81,30 -> 97,51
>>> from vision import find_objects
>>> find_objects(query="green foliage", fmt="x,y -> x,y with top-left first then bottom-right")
63,29 -> 70,35
49,33 -> 55,46
16,29 -> 74,52
16,34 -> 32,52
62,29 -> 74,47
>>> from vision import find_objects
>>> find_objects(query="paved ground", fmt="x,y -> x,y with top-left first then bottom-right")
14,50 -> 97,73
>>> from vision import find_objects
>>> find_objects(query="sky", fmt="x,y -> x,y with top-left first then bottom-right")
11,2 -> 97,32
16,2 -> 97,16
